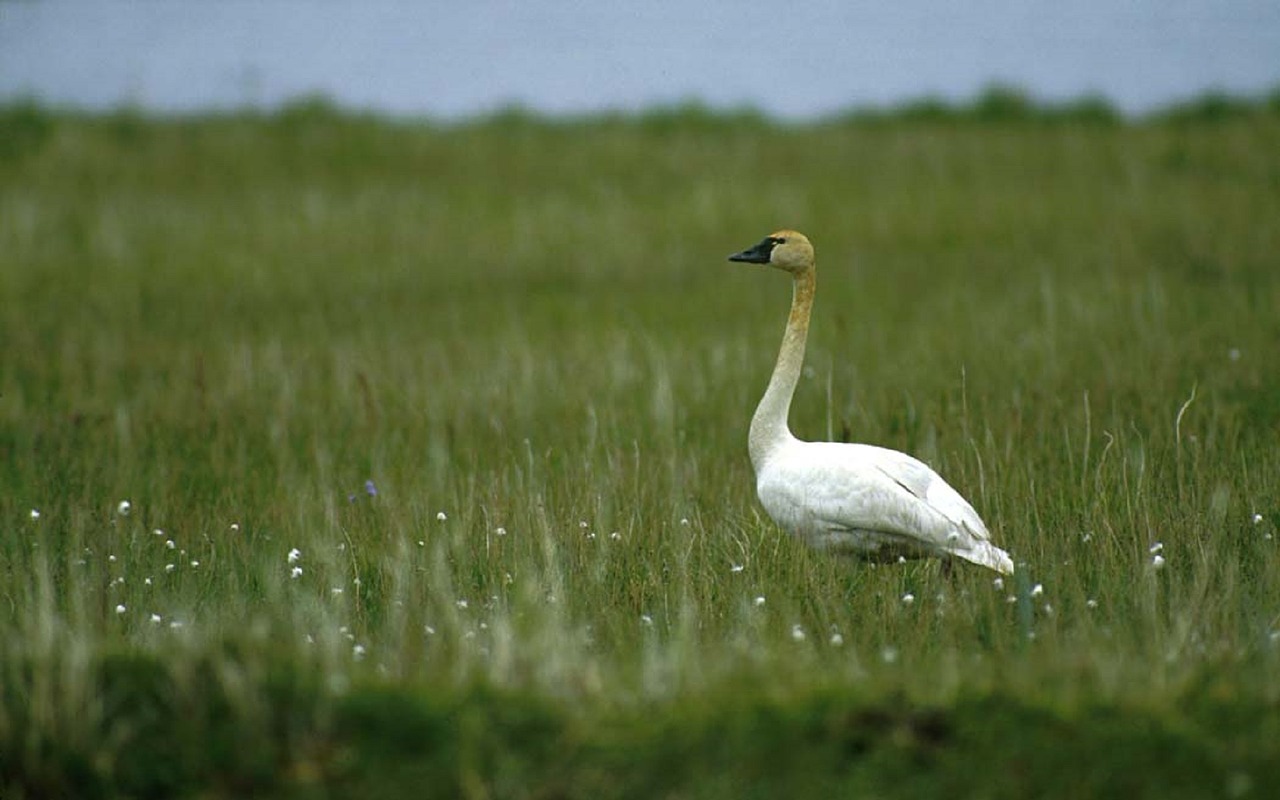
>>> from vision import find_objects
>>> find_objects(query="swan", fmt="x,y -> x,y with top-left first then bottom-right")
729,230 -> 1014,575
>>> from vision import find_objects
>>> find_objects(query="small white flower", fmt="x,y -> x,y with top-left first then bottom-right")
1152,554 -> 1166,570
352,644 -> 366,659
791,624 -> 806,642
610,531 -> 622,541
1081,532 -> 1093,543
230,522 -> 240,531
753,596 -> 766,607
1006,595 -> 1018,604
993,577 -> 1004,590
730,564 -> 744,573
1254,513 -> 1265,524
881,646 -> 898,664
149,613 -> 162,624
29,509 -> 40,520
436,511 -> 447,522
169,620 -> 184,629
495,526 -> 507,536
114,604 -> 126,614
424,625 -> 436,635
679,517 -> 690,526
1086,598 -> 1098,609
1149,542 -> 1164,554
165,563 -> 175,573
153,528 -> 164,536
287,548 -> 302,564
902,593 -> 915,605
897,556 -> 907,564
165,539 -> 176,550
829,633 -> 844,646
117,500 -> 131,516
640,614 -> 653,626
1042,603 -> 1054,616
190,560 -> 199,568
1030,583 -> 1045,598
144,577 -> 153,586
108,554 -> 117,563
455,599 -> 468,609
290,566 -> 303,579
579,520 -> 589,529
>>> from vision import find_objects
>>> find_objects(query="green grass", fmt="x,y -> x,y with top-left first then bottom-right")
1,98 -> 1279,798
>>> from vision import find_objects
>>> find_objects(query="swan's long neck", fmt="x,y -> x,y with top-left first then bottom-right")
749,265 -> 815,473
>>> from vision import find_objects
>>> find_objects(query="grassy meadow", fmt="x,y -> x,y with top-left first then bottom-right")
2,94 -> 1280,797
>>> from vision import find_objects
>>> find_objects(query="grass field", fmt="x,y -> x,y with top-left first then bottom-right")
2,94 -> 1279,797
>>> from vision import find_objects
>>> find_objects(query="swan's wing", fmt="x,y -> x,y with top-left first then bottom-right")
758,442 -> 1010,571
758,442 -> 1013,574
867,448 -> 992,541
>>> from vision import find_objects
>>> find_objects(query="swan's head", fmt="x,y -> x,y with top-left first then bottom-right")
728,230 -> 814,273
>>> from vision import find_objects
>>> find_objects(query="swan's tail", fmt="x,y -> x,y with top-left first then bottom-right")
953,539 -> 1015,576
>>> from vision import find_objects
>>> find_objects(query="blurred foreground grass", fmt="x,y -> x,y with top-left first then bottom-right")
1,95 -> 1279,797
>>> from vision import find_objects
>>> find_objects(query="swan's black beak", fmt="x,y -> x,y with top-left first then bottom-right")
728,237 -> 776,264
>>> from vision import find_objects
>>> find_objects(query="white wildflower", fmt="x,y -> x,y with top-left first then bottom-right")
791,624 -> 806,642
117,500 -> 131,516
829,633 -> 844,646
287,548 -> 302,564
1152,554 -> 1166,570
114,604 -> 126,614
1030,583 -> 1045,598
290,566 -> 303,579
753,596 -> 766,607
993,577 -> 1004,590
29,509 -> 40,520
149,614 -> 162,624
1149,542 -> 1164,554
436,511 -> 447,522
730,564 -> 744,573
902,593 -> 915,605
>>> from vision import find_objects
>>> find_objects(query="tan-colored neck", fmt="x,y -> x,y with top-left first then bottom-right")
749,265 -> 815,472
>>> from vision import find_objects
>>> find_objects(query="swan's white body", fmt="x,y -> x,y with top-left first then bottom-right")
731,231 -> 1013,575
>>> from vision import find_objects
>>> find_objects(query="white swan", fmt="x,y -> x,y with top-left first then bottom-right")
729,230 -> 1014,575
